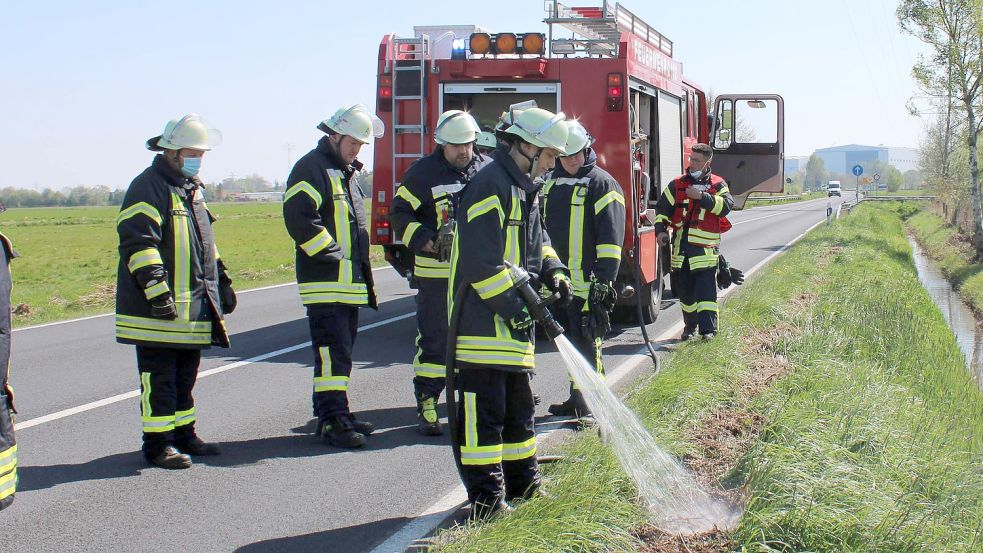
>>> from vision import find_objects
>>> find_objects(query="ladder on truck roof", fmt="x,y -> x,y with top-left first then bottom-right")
544,1 -> 673,58
388,34 -> 430,171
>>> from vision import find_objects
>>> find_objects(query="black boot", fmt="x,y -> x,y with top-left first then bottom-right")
415,393 -> 443,436
548,389 -> 591,417
349,414 -> 375,436
680,327 -> 697,341
468,497 -> 513,522
176,435 -> 221,456
147,445 -> 192,470
318,415 -> 366,449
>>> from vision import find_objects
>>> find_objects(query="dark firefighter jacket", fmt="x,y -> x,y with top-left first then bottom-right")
116,155 -> 229,349
652,172 -> 734,271
283,136 -> 376,308
1,232 -> 16,510
449,149 -> 566,372
541,147 -> 626,299
389,148 -> 479,280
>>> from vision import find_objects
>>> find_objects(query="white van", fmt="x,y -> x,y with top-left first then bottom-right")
827,181 -> 842,197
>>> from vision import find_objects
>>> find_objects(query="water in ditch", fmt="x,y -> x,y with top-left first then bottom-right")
553,334 -> 739,534
909,237 -> 983,388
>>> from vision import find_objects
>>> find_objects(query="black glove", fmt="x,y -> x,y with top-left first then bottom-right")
435,220 -> 456,263
588,280 -> 617,311
508,308 -> 534,331
150,294 -> 178,320
729,267 -> 745,285
220,284 -> 237,314
547,270 -> 573,308
716,267 -> 732,290
584,280 -> 617,339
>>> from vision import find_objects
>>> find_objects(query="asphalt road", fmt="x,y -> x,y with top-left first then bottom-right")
0,196 -> 841,552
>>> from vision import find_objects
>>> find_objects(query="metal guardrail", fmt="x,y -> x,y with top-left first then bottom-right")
750,195 -> 801,202
859,195 -> 936,201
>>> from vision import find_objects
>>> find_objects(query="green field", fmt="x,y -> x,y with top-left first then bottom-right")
1,202 -> 385,327
439,203 -> 983,552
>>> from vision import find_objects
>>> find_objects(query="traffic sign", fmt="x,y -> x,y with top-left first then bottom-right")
873,173 -> 881,181
852,164 -> 864,176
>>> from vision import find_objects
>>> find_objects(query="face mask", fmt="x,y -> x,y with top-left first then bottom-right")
688,168 -> 705,180
181,156 -> 202,177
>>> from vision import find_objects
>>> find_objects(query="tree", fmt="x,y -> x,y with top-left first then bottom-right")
899,0 -> 983,253
804,154 -> 828,191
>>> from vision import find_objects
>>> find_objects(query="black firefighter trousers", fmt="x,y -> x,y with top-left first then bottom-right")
554,296 -> 604,390
456,367 -> 539,504
308,304 -> 359,420
672,261 -> 718,335
136,346 -> 203,459
412,277 -> 448,399
0,245 -> 16,510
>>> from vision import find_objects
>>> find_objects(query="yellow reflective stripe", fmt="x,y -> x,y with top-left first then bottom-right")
542,245 -> 560,261
654,214 -> 671,224
569,194 -> 586,292
471,267 -> 513,300
402,221 -> 423,245
142,415 -> 176,433
594,190 -> 625,214
466,195 -> 504,225
128,248 -> 164,273
505,187 -> 522,266
118,314 -> 211,332
117,202 -> 163,227
143,281 -> 170,300
297,281 -> 368,305
680,302 -> 697,313
688,228 -> 720,239
175,408 -> 196,427
595,243 -> 621,260
464,392 -> 478,448
395,185 -> 422,210
502,437 -> 537,461
284,181 -> 323,210
696,301 -> 718,312
329,174 -> 354,263
461,445 -> 503,465
710,194 -> 725,215
414,257 -> 450,279
141,372 -> 152,418
663,185 -> 675,205
117,314 -> 212,345
0,445 -> 17,476
170,192 -> 192,320
300,228 -> 335,256
0,469 -> 16,500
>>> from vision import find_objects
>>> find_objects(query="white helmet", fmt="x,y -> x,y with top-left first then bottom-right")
318,104 -> 385,144
505,107 -> 569,152
494,100 -> 538,133
434,110 -> 481,145
476,131 -> 498,149
147,113 -> 222,151
561,120 -> 594,157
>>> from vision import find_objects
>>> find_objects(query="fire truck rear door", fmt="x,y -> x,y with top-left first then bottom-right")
440,83 -> 560,131
709,94 -> 785,209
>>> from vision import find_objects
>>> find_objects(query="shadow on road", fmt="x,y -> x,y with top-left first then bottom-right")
233,516 -> 418,553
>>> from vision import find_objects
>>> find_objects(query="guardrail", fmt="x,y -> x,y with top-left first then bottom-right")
859,195 -> 936,201
749,195 -> 801,202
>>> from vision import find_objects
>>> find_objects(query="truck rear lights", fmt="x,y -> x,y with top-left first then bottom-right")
607,72 -> 625,111
377,74 -> 392,112
519,33 -> 545,56
493,33 -> 517,54
470,33 -> 491,55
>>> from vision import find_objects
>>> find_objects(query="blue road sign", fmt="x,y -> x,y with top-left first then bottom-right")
852,164 -> 864,176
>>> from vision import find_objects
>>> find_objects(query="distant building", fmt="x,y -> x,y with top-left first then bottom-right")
813,144 -> 920,175
784,155 -> 810,175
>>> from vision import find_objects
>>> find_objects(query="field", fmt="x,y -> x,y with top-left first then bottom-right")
1,202 -> 385,326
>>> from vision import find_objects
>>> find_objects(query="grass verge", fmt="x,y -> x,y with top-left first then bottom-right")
744,191 -> 821,208
2,203 -> 385,327
435,202 -> 983,552
906,207 -> 983,315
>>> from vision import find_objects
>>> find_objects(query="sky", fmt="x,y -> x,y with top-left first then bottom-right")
0,0 -> 929,191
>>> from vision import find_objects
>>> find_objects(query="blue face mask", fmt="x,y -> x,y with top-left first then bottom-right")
180,156 -> 202,177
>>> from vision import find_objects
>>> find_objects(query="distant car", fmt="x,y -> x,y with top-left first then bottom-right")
828,186 -> 842,197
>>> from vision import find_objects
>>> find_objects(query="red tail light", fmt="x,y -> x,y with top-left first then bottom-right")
607,72 -> 625,111
378,75 -> 393,112
375,205 -> 391,237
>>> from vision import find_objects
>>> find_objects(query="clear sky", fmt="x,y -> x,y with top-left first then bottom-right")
0,0 -> 927,190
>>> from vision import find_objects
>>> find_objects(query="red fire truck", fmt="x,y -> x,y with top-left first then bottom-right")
370,1 -> 784,322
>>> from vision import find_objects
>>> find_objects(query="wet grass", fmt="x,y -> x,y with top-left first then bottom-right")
436,203 -> 983,552
1,202 -> 384,326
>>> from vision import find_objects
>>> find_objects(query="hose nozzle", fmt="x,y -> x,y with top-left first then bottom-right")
505,262 -> 565,340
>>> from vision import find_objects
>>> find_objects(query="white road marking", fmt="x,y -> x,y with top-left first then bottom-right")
14,311 -> 415,430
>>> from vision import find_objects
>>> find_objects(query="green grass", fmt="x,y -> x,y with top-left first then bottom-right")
438,203 -> 983,552
907,208 -> 983,315
1,202 -> 385,327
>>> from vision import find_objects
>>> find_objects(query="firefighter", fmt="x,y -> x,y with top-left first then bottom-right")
116,114 -> 235,469
541,121 -> 626,418
475,131 -> 498,157
283,104 -> 383,449
653,143 -> 734,340
1,228 -> 16,508
449,106 -> 571,520
390,109 -> 482,436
